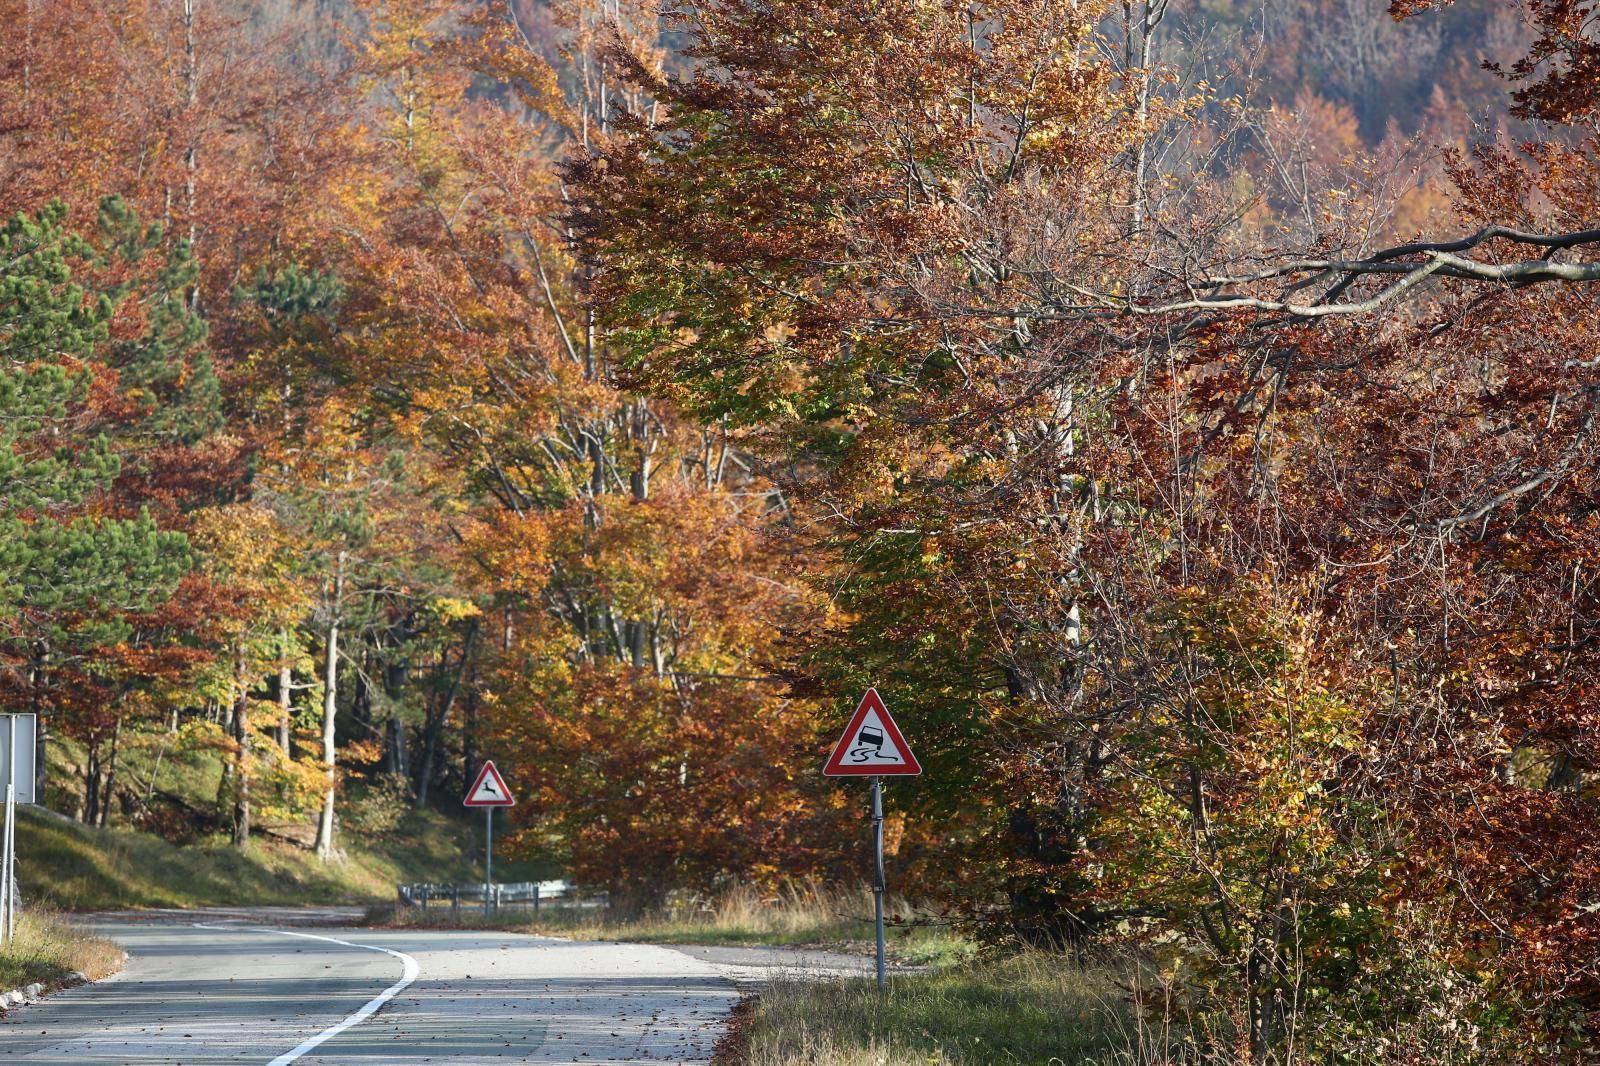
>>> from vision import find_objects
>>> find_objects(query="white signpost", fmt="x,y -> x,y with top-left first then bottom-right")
464,760 -> 515,914
0,714 -> 37,946
824,689 -> 920,990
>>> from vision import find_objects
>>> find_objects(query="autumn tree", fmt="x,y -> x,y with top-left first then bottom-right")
281,0 -> 861,895
579,0 -> 1600,1055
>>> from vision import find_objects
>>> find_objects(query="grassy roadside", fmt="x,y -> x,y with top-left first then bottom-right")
373,882 -> 1146,1062
0,910 -> 123,994
718,953 -> 1136,1065
367,883 -> 976,966
17,804 -> 484,910
22,733 -> 524,911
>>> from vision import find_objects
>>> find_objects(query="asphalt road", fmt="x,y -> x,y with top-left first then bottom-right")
0,914 -> 738,1064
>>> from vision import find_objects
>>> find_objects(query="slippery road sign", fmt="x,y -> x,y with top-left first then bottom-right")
825,689 -> 919,990
823,688 -> 921,776
465,760 -> 515,807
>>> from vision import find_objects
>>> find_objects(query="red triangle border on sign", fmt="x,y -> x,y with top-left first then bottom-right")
464,759 -> 516,806
823,688 -> 922,776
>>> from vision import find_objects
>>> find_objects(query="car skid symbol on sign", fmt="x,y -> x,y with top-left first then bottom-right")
849,726 -> 885,763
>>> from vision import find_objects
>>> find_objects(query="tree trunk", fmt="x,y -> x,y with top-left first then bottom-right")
387,714 -> 409,780
231,646 -> 251,847
182,0 -> 201,309
1124,0 -> 1166,229
630,398 -> 656,500
35,709 -> 47,807
416,622 -> 479,807
314,550 -> 345,861
83,740 -> 100,825
276,627 -> 293,755
462,681 -> 478,789
30,646 -> 47,808
352,663 -> 373,739
98,718 -> 121,828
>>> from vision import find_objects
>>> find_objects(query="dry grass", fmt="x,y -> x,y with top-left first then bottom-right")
724,950 -> 1133,1065
372,881 -> 975,964
0,909 -> 122,993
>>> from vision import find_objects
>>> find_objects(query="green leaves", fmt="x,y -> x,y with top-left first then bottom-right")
0,201 -> 195,645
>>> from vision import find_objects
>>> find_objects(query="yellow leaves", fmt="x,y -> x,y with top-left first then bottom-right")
189,503 -> 313,630
172,718 -> 230,754
428,596 -> 482,623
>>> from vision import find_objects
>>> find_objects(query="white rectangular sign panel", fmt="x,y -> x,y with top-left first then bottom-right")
0,715 -> 37,804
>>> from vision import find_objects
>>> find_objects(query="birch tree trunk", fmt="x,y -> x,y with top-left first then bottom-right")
231,644 -> 251,848
182,0 -> 201,309
276,631 -> 293,755
314,550 -> 346,861
1124,0 -> 1168,229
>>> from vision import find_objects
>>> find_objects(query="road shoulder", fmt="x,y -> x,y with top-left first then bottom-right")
0,912 -> 124,1016
658,942 -> 913,988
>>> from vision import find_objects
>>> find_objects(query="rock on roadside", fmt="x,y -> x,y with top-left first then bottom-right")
0,956 -> 120,1013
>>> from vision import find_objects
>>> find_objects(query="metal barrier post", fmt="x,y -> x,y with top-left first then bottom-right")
395,879 -> 584,914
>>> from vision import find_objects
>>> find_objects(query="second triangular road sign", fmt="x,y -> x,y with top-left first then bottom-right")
823,688 -> 921,776
464,760 -> 516,807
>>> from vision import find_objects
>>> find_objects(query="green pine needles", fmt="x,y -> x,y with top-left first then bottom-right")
0,199 -> 194,653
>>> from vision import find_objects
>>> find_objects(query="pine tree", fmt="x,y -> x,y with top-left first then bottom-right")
0,200 -> 193,794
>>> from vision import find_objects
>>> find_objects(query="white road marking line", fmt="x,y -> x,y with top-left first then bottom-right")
192,922 -> 420,1065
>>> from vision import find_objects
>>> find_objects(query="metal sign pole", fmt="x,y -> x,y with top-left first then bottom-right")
1,716 -> 13,947
7,713 -> 14,940
0,785 -> 9,947
3,771 -> 12,941
871,775 -> 885,990
464,760 -> 514,916
824,691 -> 917,991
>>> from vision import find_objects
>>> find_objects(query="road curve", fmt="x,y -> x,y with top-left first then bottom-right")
0,915 -> 736,1064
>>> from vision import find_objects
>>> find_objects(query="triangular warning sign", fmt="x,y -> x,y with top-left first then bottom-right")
823,689 -> 921,776
464,760 -> 516,807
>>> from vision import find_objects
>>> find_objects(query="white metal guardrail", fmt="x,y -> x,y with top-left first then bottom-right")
396,879 -> 607,914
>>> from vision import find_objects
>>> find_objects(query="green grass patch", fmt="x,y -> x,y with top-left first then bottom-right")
0,910 -> 122,992
728,953 -> 1132,1065
26,731 -> 555,911
17,804 -> 484,910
